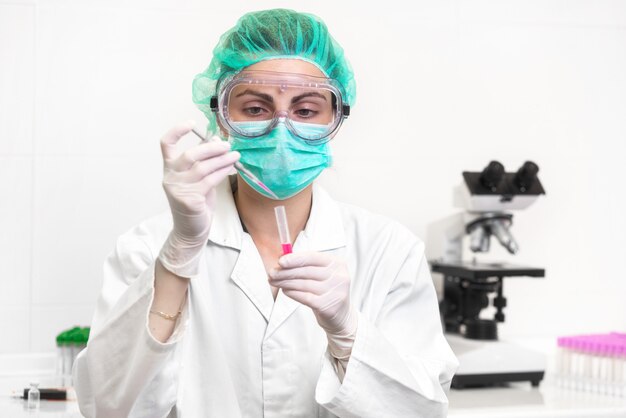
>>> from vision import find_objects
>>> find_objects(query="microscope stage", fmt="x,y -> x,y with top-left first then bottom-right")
431,261 -> 545,280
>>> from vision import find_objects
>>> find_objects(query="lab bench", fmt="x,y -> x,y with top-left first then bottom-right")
448,337 -> 626,417
2,353 -> 626,417
0,381 -> 81,417
0,396 -> 81,417
0,354 -> 81,417
2,379 -> 625,418
448,381 -> 626,417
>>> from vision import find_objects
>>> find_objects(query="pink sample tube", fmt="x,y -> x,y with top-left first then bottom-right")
274,205 -> 292,254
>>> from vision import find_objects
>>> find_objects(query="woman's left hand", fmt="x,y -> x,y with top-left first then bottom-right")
269,252 -> 356,336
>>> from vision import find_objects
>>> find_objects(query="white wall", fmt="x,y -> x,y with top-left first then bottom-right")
1,0 -> 625,354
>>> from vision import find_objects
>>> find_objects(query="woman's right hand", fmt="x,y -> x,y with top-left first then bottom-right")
158,121 -> 240,278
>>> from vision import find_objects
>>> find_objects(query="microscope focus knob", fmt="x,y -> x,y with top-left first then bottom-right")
493,296 -> 507,309
515,161 -> 539,192
480,161 -> 505,191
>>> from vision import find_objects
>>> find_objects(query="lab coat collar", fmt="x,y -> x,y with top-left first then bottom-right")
207,177 -> 347,253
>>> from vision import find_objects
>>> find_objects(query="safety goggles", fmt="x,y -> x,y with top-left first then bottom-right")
210,70 -> 350,143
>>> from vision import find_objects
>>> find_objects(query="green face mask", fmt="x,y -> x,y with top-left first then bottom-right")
229,121 -> 332,200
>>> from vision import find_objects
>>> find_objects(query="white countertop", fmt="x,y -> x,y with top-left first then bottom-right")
3,377 -> 625,418
0,397 -> 81,418
0,379 -> 81,418
0,353 -> 81,417
448,381 -> 626,418
448,336 -> 626,417
2,351 -> 626,417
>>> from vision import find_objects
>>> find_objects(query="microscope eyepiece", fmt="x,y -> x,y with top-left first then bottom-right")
514,161 -> 539,192
480,161 -> 505,191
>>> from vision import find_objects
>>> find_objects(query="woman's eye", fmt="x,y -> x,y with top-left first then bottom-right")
295,108 -> 317,118
244,106 -> 266,116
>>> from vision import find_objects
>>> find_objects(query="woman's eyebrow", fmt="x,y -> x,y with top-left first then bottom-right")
235,89 -> 274,103
291,92 -> 328,104
234,89 -> 327,104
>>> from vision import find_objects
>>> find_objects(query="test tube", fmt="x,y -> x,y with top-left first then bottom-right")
274,206 -> 292,255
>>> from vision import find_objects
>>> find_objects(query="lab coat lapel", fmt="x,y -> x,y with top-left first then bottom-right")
208,177 -> 274,321
264,183 -> 347,341
263,234 -> 309,341
230,234 -> 274,322
207,176 -> 243,251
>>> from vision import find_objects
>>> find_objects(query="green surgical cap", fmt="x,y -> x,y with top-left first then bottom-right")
192,9 -> 356,135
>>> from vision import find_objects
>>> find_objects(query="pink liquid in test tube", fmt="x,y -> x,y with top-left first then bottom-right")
274,206 -> 292,255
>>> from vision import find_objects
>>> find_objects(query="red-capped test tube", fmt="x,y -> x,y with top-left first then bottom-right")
274,205 -> 292,255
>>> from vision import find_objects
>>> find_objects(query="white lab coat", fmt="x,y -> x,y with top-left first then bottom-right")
73,178 -> 458,418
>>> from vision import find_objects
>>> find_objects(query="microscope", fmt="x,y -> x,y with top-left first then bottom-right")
429,161 -> 546,388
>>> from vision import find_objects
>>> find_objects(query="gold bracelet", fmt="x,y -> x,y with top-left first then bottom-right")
149,309 -> 182,321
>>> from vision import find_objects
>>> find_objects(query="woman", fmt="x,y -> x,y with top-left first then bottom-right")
74,9 -> 458,418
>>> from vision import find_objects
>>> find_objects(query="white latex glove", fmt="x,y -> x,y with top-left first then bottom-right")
158,121 -> 240,278
269,252 -> 359,370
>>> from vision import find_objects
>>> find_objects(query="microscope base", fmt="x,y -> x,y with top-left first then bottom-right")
447,334 -> 545,389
